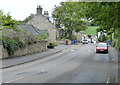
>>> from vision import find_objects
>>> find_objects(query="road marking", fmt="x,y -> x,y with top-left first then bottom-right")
88,50 -> 91,51
5,76 -> 24,83
71,50 -> 75,51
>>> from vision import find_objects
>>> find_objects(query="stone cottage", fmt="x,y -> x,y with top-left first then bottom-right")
17,25 -> 40,35
27,6 -> 56,43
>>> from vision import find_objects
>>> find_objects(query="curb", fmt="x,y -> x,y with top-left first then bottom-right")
1,46 -> 69,69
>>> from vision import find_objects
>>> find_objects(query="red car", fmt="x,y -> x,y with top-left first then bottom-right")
96,42 -> 108,53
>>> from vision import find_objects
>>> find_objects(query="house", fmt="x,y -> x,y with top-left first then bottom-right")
17,25 -> 40,35
26,6 -> 56,43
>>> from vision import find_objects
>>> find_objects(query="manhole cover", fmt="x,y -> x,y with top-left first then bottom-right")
17,71 -> 47,75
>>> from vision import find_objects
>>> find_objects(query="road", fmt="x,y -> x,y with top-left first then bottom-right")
2,44 -> 111,83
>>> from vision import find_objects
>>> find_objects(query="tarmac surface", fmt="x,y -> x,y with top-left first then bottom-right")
0,45 -> 70,69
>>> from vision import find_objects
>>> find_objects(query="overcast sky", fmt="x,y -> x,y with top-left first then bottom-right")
0,0 -> 67,21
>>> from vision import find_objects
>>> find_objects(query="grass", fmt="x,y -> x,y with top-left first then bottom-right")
83,26 -> 99,35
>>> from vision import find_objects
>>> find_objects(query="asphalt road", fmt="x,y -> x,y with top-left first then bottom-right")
2,44 -> 110,83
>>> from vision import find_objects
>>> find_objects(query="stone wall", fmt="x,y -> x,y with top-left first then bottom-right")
57,40 -> 72,45
1,41 -> 47,59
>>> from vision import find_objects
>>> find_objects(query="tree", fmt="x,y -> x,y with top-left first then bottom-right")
52,2 -> 87,39
1,10 -> 19,31
83,2 -> 120,50
53,2 -> 119,50
18,14 -> 34,25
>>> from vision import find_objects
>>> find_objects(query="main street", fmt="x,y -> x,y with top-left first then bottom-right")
2,43 -> 117,83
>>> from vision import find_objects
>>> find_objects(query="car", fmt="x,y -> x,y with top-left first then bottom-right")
82,39 -> 88,44
96,42 -> 108,53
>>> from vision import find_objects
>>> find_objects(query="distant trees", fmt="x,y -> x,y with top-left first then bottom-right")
18,14 -> 34,25
52,2 -> 120,50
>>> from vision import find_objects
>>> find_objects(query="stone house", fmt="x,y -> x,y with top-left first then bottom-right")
26,6 -> 56,43
16,25 -> 40,35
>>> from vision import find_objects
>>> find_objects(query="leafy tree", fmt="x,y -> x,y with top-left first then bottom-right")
18,14 -> 34,25
1,10 -> 19,31
83,2 -> 120,50
52,2 -> 87,39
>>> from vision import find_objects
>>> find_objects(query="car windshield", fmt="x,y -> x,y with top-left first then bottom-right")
97,43 -> 107,47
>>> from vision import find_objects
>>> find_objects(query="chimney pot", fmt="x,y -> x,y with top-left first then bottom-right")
44,11 -> 49,20
37,5 -> 42,15
44,11 -> 49,15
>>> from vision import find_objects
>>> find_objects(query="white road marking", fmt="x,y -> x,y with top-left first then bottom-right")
71,50 -> 75,51
5,76 -> 24,83
88,50 -> 91,51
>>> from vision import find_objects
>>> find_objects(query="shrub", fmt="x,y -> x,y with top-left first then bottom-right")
68,35 -> 77,40
2,28 -> 48,56
52,42 -> 58,46
115,39 -> 120,50
2,36 -> 25,56
47,42 -> 58,47
98,34 -> 106,42
36,32 -> 48,41
111,39 -> 116,47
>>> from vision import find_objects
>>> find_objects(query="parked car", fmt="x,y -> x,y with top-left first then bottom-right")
96,42 -> 108,53
82,39 -> 88,44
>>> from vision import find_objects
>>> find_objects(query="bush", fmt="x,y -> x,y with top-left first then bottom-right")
47,42 -> 58,47
111,39 -> 117,47
52,42 -> 58,46
36,32 -> 48,41
2,29 -> 48,56
68,35 -> 77,40
2,36 -> 25,56
115,39 -> 120,50
98,34 -> 106,42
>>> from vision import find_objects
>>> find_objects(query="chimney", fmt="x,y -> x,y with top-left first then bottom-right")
44,11 -> 49,20
36,5 -> 42,15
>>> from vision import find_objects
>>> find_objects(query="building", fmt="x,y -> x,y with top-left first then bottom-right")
17,25 -> 40,35
26,6 -> 56,42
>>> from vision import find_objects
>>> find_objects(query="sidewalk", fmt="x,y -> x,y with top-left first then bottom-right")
0,44 -> 70,69
107,46 -> 119,83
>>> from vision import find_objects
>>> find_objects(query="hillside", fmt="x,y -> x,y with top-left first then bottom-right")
83,26 -> 99,35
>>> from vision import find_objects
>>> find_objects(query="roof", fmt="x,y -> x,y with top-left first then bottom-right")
17,25 -> 39,35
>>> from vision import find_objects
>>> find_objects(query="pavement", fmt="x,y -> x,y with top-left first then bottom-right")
107,46 -> 119,83
0,44 -> 71,69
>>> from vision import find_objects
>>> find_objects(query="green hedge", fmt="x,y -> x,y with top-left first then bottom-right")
47,42 -> 58,47
2,36 -> 25,56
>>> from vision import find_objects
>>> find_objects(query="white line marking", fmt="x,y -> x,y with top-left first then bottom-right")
5,76 -> 24,83
71,50 -> 75,51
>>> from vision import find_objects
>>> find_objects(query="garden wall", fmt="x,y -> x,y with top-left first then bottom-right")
1,41 -> 47,59
57,40 -> 71,45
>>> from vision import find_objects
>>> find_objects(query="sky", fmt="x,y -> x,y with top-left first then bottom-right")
0,0 -> 67,21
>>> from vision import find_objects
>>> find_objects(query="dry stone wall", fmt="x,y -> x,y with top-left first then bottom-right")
1,41 -> 47,59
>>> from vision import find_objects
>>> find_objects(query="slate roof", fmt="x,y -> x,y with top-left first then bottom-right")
17,25 -> 39,35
